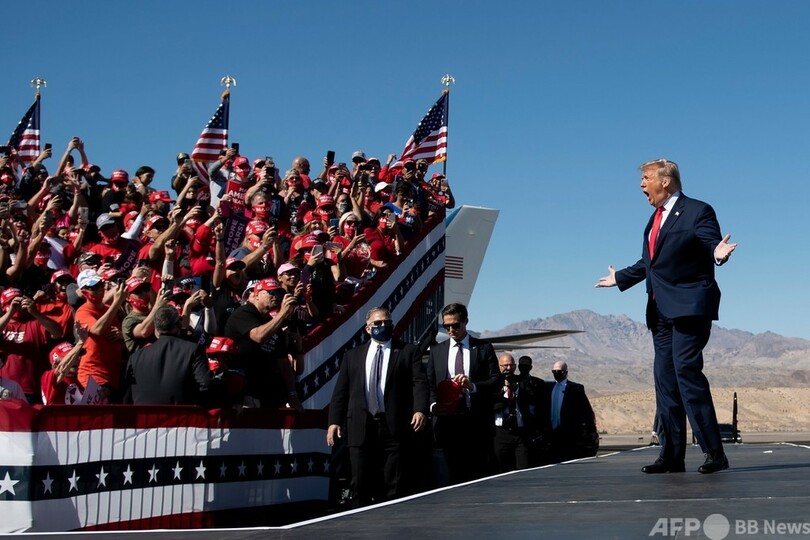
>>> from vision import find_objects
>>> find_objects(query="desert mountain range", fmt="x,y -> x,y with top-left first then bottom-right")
482,310 -> 810,435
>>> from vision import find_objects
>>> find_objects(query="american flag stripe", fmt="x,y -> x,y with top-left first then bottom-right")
190,92 -> 230,182
7,94 -> 41,166
399,92 -> 449,165
445,255 -> 463,279
0,404 -> 329,532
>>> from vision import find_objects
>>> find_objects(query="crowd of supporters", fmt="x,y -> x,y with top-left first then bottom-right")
0,138 -> 455,407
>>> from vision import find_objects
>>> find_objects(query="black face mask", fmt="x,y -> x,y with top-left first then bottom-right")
370,325 -> 392,343
552,370 -> 567,383
518,365 -> 531,376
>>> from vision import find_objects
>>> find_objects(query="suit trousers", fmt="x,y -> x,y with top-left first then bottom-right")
651,308 -> 722,463
349,413 -> 401,507
435,412 -> 494,484
493,426 -> 531,472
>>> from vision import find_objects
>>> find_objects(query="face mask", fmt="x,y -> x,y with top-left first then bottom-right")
370,325 -> 392,343
81,289 -> 104,304
343,222 -> 358,237
253,204 -> 270,220
518,365 -> 531,376
56,291 -> 68,302
100,228 -> 120,244
552,370 -> 567,383
337,202 -> 350,214
34,253 -> 50,266
128,296 -> 150,312
248,236 -> 262,251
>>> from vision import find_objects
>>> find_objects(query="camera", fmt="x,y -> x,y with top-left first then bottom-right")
501,368 -> 519,385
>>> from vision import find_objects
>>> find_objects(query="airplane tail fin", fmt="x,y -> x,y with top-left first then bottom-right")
444,205 -> 499,308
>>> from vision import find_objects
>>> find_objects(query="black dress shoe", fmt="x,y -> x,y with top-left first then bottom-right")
698,451 -> 729,474
642,457 -> 686,474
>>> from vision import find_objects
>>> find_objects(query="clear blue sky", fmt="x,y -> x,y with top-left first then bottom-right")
4,1 -> 809,338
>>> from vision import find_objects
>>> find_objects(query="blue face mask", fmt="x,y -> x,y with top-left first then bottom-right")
370,325 -> 392,343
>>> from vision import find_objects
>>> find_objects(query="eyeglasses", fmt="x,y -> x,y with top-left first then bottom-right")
442,322 -> 462,330
369,319 -> 392,327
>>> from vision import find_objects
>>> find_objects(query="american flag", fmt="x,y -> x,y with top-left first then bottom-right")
400,91 -> 448,164
190,90 -> 230,182
7,94 -> 41,166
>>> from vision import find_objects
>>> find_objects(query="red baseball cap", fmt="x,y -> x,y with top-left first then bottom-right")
50,269 -> 74,284
254,277 -> 282,293
148,190 -> 175,203
317,195 -> 335,208
145,214 -> 169,231
111,169 -> 129,183
245,220 -> 269,237
301,234 -> 322,248
225,257 -> 246,270
206,336 -> 236,355
125,276 -> 150,293
49,342 -> 75,365
0,288 -> 22,308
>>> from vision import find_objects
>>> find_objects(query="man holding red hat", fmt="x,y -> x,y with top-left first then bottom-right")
224,277 -> 300,408
0,288 -> 63,403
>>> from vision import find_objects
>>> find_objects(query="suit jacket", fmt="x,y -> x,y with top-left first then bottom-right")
615,194 -> 723,321
427,336 -> 499,421
547,379 -> 596,437
124,335 -> 214,406
328,339 -> 429,447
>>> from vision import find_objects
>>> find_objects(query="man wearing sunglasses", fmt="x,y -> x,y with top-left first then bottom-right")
544,361 -> 598,463
327,308 -> 429,507
427,303 -> 499,484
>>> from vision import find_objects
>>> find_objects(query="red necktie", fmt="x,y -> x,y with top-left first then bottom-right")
648,206 -> 665,259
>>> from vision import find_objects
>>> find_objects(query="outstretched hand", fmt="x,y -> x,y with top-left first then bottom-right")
595,266 -> 617,288
714,234 -> 737,263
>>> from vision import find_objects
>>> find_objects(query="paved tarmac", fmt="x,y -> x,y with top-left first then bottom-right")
16,442 -> 810,540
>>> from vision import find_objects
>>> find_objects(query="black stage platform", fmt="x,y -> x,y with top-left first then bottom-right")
19,443 -> 810,540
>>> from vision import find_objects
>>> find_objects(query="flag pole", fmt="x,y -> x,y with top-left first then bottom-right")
220,75 -> 236,100
440,74 -> 454,176
31,77 -> 47,98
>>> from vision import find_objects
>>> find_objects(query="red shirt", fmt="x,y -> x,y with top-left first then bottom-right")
333,235 -> 371,279
0,317 -> 50,395
41,370 -> 84,405
363,227 -> 396,263
75,302 -> 124,390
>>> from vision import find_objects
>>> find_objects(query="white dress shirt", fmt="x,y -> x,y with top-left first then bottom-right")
365,340 -> 391,412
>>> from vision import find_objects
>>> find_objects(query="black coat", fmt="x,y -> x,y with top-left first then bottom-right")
124,334 -> 214,406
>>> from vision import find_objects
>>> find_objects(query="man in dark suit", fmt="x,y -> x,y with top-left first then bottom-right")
597,158 -> 737,474
327,307 -> 429,507
427,303 -> 499,484
124,306 -> 217,406
545,361 -> 598,462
